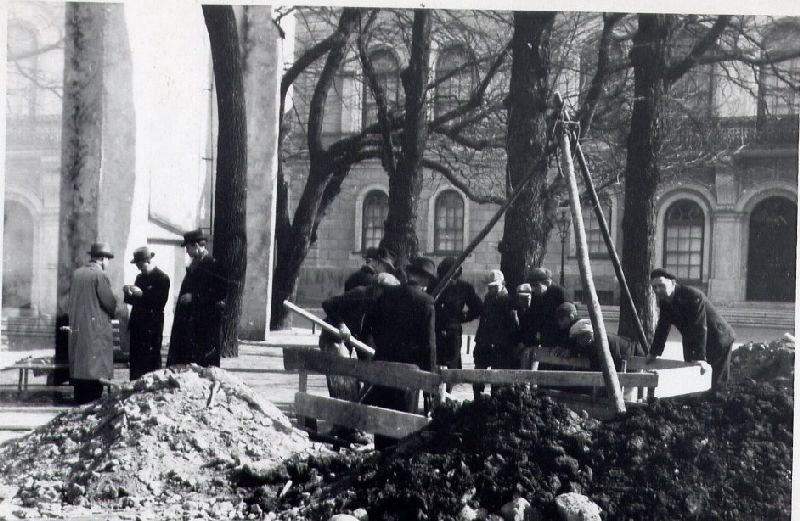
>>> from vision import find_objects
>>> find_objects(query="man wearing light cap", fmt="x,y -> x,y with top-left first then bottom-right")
473,269 -> 519,397
566,317 -> 644,371
517,266 -> 567,348
648,268 -> 735,391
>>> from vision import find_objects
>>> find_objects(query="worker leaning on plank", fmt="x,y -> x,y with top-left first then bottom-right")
360,256 -> 438,451
647,268 -> 736,391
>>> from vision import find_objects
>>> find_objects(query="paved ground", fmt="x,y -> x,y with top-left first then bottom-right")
0,324 -> 791,444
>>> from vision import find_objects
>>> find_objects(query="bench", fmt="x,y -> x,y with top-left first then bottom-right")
2,320 -> 124,396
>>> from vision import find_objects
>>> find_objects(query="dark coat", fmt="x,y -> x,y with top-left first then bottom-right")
125,266 -> 170,379
518,285 -> 567,347
474,290 -> 519,369
651,284 -> 735,363
343,265 -> 378,292
322,283 -> 386,359
435,279 -> 482,365
167,253 -> 225,367
361,281 -> 435,418
67,262 -> 117,381
566,330 -> 644,371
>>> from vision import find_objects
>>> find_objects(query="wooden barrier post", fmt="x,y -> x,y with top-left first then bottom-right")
557,119 -> 626,415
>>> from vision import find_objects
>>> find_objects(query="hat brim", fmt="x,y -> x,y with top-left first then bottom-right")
88,251 -> 114,258
407,266 -> 436,281
130,252 -> 156,264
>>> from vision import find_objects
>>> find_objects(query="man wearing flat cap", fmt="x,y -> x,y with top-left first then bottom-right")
167,229 -> 226,368
648,268 -> 735,391
67,242 -> 117,404
517,266 -> 567,349
124,246 -> 170,380
361,256 -> 437,450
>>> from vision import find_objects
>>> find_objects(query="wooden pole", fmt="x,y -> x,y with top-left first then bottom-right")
557,122 -> 626,414
573,143 -> 651,354
283,301 -> 375,358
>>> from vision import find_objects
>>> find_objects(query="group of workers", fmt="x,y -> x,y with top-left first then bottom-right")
65,230 -> 225,404
321,246 -> 736,446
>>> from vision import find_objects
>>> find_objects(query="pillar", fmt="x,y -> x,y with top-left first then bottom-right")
707,167 -> 745,303
237,6 -> 280,340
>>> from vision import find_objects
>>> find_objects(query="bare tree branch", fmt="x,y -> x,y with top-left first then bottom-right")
666,15 -> 732,81
421,158 -> 505,204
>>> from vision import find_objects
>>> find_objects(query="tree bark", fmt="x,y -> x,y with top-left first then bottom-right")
203,5 -> 248,357
500,11 -> 556,290
617,14 -> 677,341
382,9 -> 432,269
270,9 -> 361,330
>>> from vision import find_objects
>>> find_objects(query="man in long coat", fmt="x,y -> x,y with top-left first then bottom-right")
361,256 -> 437,450
124,246 -> 170,380
68,242 -> 117,404
648,268 -> 736,390
167,229 -> 226,368
517,267 -> 567,349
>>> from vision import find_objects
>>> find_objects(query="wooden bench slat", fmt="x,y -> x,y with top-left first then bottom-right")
283,347 -> 442,393
440,369 -> 658,388
294,392 -> 429,439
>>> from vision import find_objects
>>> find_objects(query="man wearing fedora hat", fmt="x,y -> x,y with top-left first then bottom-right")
67,242 -> 117,404
124,246 -> 170,380
361,255 -> 437,450
167,229 -> 226,368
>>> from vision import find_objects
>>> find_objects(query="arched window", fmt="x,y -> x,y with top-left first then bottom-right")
435,46 -> 475,118
362,49 -> 401,128
434,190 -> 464,254
581,202 -> 612,257
361,190 -> 388,251
663,200 -> 704,280
7,23 -> 38,119
2,201 -> 35,309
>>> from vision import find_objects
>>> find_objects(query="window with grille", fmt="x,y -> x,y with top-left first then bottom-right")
434,46 -> 475,118
434,190 -> 464,254
361,190 -> 388,251
663,200 -> 704,280
762,57 -> 800,116
581,202 -> 611,257
362,50 -> 401,128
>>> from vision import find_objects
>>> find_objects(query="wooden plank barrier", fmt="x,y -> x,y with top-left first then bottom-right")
440,369 -> 657,388
282,346 -> 442,394
294,393 -> 430,439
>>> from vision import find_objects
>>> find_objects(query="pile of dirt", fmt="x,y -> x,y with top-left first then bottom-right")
0,366 -> 323,520
261,376 -> 792,521
730,334 -> 795,382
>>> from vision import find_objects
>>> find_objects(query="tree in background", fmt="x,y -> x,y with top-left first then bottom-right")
202,5 -> 248,357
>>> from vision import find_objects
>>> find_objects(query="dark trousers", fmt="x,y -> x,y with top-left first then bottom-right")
73,379 -> 103,405
709,341 -> 734,391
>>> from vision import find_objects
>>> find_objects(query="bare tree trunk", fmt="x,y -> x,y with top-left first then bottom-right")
382,9 -> 432,270
500,11 -> 556,289
618,14 -> 676,341
203,5 -> 248,357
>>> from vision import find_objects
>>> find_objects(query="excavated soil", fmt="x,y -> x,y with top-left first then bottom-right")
246,339 -> 794,521
0,366 -> 324,520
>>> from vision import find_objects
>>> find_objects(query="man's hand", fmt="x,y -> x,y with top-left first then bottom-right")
646,353 -> 658,364
338,324 -> 352,343
130,285 -> 143,297
694,360 -> 711,375
179,293 -> 193,305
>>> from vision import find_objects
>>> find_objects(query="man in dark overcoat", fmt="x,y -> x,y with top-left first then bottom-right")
518,267 -> 567,348
648,268 -> 736,390
361,256 -> 437,450
434,256 -> 482,388
167,229 -> 226,368
124,246 -> 170,380
67,242 -> 117,404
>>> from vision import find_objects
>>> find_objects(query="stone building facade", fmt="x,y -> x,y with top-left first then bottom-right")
286,12 -> 798,309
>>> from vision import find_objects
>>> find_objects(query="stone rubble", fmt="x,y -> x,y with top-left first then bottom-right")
0,365 -> 324,520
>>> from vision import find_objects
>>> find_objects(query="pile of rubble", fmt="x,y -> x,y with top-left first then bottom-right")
0,366 -> 323,519
730,333 -> 795,382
